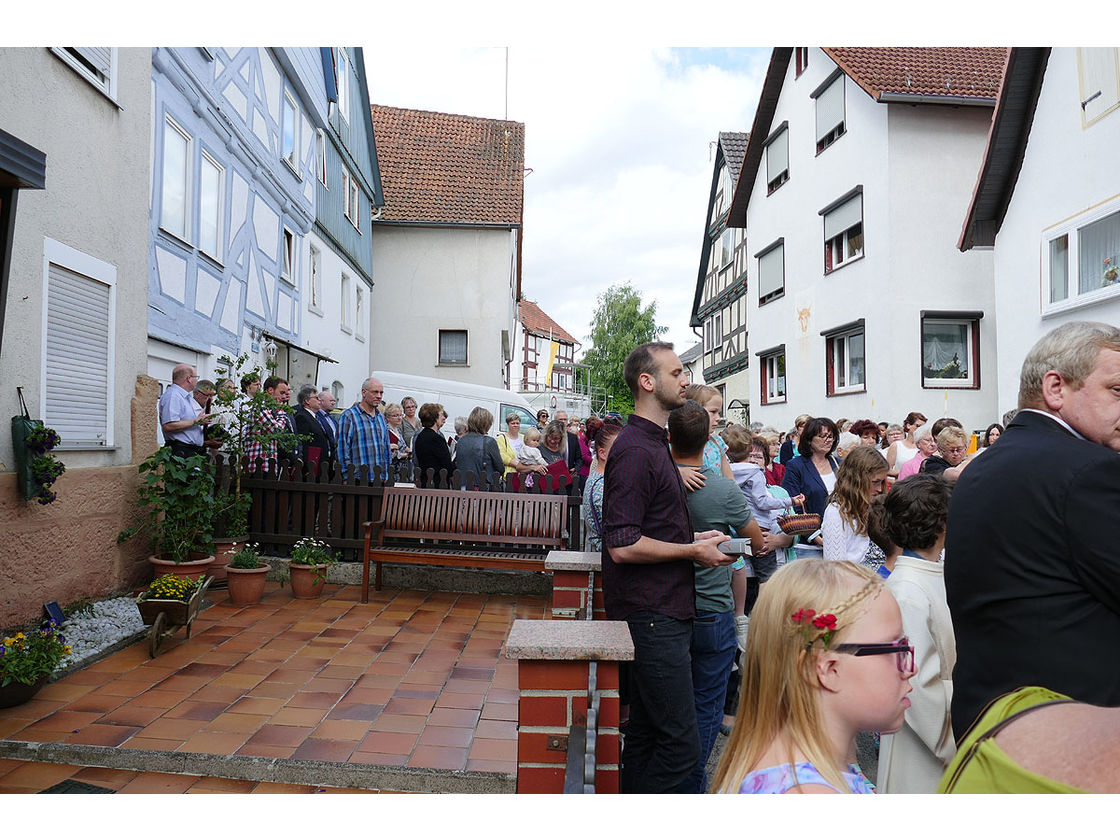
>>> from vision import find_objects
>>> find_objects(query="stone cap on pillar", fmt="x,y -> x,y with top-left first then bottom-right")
504,619 -> 634,661
544,550 -> 602,572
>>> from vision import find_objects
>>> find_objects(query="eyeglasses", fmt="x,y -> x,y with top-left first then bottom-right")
944,446 -> 967,455
814,432 -> 834,441
832,637 -> 915,674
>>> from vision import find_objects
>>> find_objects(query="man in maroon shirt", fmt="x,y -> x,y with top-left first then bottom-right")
601,341 -> 732,793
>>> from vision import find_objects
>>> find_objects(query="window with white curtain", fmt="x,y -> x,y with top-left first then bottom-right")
814,73 -> 846,153
160,116 -> 191,241
439,330 -> 468,365
1043,199 -> 1120,312
825,325 -> 865,395
921,315 -> 980,388
760,348 -> 786,405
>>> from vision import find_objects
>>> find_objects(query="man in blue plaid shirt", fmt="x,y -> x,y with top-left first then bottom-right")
337,377 -> 391,480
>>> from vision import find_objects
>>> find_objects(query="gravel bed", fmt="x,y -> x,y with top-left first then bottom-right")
57,596 -> 147,670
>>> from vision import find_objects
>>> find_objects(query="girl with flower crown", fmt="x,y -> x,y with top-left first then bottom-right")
711,560 -> 916,794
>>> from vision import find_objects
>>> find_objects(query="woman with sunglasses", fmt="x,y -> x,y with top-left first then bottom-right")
712,559 -> 915,794
874,474 -> 956,793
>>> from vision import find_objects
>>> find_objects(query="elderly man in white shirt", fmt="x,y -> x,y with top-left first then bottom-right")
159,363 -> 211,458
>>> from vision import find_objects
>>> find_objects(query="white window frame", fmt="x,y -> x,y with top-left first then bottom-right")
342,168 -> 360,229
1077,48 -> 1120,127
826,327 -> 866,396
340,272 -> 352,333
308,245 -> 322,314
198,150 -> 224,261
1041,197 -> 1120,315
760,348 -> 787,405
40,238 -> 116,449
281,88 -> 300,173
50,47 -> 119,104
438,330 -> 469,366
718,228 -> 734,269
316,129 -> 328,185
921,315 -> 980,389
280,228 -> 296,286
334,47 -> 350,123
160,114 -> 192,243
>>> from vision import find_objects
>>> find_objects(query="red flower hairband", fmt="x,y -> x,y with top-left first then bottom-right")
792,608 -> 838,649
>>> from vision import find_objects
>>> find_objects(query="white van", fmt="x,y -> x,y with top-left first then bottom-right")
372,371 -> 537,439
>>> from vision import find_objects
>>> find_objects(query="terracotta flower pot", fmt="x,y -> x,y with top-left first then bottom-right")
224,563 -> 269,606
149,552 -> 215,581
210,538 -> 247,584
0,676 -> 48,709
288,563 -> 328,599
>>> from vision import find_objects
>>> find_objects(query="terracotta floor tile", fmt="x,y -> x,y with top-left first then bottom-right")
72,766 -> 141,789
246,724 -> 313,747
383,696 -> 435,716
369,713 -> 427,734
485,688 -> 520,704
406,745 -> 467,771
118,771 -> 202,794
267,667 -> 316,684
30,709 -> 104,732
0,761 -> 82,790
64,723 -> 139,747
36,682 -> 94,702
189,684 -> 247,703
474,718 -> 517,740
356,729 -> 418,755
62,670 -> 116,687
186,776 -> 257,793
228,695 -> 287,716
248,781 -> 315,792
210,672 -> 266,689
341,687 -> 394,706
166,700 -> 232,721
426,707 -> 481,728
302,676 -> 355,693
325,702 -> 384,722
291,738 -> 358,762
235,743 -> 295,759
0,698 -> 64,720
245,681 -> 299,700
61,692 -> 127,714
0,718 -> 28,738
204,711 -> 271,733
132,688 -> 190,709
348,752 -> 410,767
268,707 -> 328,727
311,718 -> 371,740
120,735 -> 185,751
353,673 -> 401,690
178,730 -> 249,754
136,717 -> 205,740
228,660 -> 279,676
392,686 -> 441,700
417,725 -> 474,748
316,665 -> 366,680
466,758 -> 516,774
468,737 -> 516,761
174,662 -> 231,679
287,691 -> 341,709
5,726 -> 71,743
434,692 -> 486,711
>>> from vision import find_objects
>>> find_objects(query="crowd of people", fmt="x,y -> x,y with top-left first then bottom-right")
593,321 -> 1120,795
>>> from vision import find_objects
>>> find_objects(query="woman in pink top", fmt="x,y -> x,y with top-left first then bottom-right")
897,424 -> 938,481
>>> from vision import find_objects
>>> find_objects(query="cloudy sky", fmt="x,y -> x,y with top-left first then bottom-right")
365,46 -> 771,355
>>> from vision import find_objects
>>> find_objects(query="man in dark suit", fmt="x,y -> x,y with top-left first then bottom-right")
293,384 -> 331,473
946,321 -> 1120,739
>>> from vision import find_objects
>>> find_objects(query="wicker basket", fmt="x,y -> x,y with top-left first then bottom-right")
777,503 -> 822,536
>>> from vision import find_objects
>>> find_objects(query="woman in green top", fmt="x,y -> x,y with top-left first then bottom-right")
938,686 -> 1120,793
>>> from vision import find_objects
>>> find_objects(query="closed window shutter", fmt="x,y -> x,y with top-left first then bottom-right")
816,76 -> 844,142
766,128 -> 788,183
45,264 -> 111,446
758,245 -> 784,298
73,47 -> 112,77
824,195 -> 862,240
1078,48 -> 1120,123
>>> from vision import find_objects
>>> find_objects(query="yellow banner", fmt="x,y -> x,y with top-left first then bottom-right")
545,340 -> 560,384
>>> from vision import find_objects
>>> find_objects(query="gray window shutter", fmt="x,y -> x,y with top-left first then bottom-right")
1078,48 -> 1120,123
758,245 -> 785,298
816,76 -> 845,141
824,195 -> 862,240
766,128 -> 789,183
73,47 -> 112,76
45,264 -> 111,446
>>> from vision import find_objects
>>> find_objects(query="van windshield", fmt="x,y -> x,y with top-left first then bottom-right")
500,404 -> 537,430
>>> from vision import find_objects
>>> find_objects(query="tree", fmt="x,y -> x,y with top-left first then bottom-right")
580,282 -> 668,416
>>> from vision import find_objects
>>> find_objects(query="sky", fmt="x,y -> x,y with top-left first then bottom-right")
364,45 -> 770,355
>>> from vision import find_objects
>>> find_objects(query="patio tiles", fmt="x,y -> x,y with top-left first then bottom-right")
1,585 -> 547,787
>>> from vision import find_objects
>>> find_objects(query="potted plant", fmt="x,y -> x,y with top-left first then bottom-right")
0,619 -> 72,708
224,542 -> 270,606
118,447 -> 215,580
12,418 -> 66,505
287,537 -> 337,599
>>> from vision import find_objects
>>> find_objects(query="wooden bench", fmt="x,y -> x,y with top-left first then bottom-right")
361,486 -> 570,601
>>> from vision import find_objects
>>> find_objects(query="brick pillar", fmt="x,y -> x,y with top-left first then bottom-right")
546,550 -> 605,620
505,619 -> 633,794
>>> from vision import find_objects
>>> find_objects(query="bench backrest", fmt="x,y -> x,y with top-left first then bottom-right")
380,487 -> 567,547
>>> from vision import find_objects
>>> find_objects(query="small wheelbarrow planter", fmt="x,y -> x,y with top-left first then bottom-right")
136,575 -> 213,658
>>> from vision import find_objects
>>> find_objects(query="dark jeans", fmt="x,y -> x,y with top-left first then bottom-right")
687,610 -> 737,793
166,440 -> 205,459
621,611 -> 700,794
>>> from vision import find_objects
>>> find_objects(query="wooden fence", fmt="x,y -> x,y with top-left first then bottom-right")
211,456 -> 585,560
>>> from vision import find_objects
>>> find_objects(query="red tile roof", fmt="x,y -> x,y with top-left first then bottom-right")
518,299 -> 578,345
823,48 -> 1008,102
369,105 -> 525,226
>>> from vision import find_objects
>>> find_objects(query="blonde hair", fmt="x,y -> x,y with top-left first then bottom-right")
683,383 -> 720,406
711,561 -> 884,794
936,425 -> 968,452
523,427 -> 541,446
382,402 -> 403,419
829,445 -> 888,534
